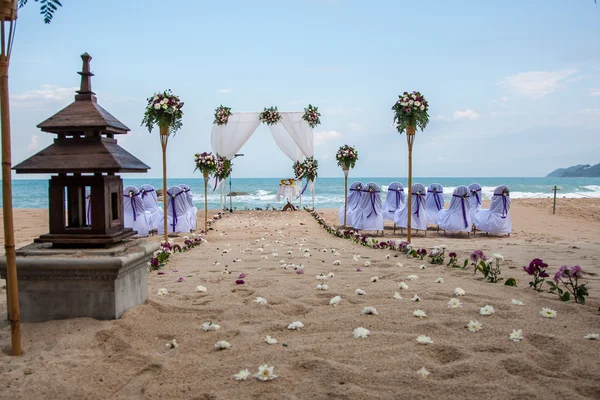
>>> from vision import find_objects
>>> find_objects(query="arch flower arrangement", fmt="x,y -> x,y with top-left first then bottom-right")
302,104 -> 321,128
293,160 -> 305,180
259,106 -> 281,125
214,105 -> 232,125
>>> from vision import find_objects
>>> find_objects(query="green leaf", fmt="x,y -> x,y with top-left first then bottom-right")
560,292 -> 571,302
505,278 -> 517,287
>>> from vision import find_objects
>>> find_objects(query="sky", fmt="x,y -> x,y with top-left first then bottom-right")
8,0 -> 600,179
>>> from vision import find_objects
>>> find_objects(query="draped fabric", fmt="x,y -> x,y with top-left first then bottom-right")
383,182 -> 405,222
123,186 -> 153,237
353,182 -> 384,231
211,113 -> 261,160
280,112 -> 314,157
425,183 -> 445,225
166,186 -> 194,233
179,184 -> 198,231
85,188 -> 91,226
140,184 -> 163,232
339,181 -> 364,225
394,183 -> 427,231
438,186 -> 471,233
269,122 -> 304,162
475,185 -> 512,234
468,183 -> 483,222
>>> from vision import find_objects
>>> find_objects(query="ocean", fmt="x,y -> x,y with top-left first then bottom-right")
4,177 -> 600,210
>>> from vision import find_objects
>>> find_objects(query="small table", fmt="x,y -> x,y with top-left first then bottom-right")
276,184 -> 301,211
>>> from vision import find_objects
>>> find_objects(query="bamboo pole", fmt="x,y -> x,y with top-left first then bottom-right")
406,126 -> 415,243
343,168 -> 349,229
203,172 -> 208,232
0,16 -> 21,355
159,126 -> 169,242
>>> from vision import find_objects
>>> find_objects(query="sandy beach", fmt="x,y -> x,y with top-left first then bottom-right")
1,199 -> 599,399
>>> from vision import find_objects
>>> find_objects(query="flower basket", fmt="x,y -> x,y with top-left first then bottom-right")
1,0 -> 17,22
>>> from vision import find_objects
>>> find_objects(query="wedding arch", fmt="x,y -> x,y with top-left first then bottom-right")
210,106 -> 319,208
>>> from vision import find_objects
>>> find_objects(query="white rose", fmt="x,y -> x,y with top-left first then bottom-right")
403,97 -> 409,102
153,95 -> 158,101
414,101 -> 421,107
400,102 -> 408,106
420,105 -> 425,111
411,94 -> 417,100
408,100 -> 414,106
154,104 -> 160,110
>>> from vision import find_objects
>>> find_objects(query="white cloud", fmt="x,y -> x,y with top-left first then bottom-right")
28,135 -> 40,152
13,84 -> 77,103
216,88 -> 232,94
347,122 -> 362,131
499,69 -> 577,99
453,109 -> 480,120
314,130 -> 342,146
589,89 -> 600,97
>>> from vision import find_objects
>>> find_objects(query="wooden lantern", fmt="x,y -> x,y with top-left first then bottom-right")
0,0 -> 17,21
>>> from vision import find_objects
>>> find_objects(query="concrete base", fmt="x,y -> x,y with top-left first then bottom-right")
0,239 -> 159,323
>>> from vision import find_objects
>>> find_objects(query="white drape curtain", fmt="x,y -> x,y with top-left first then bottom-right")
269,122 -> 304,162
211,113 -> 261,160
280,112 -> 314,157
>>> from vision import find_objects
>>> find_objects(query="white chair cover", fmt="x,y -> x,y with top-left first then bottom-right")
438,186 -> 471,233
383,182 -> 405,222
475,185 -> 512,234
468,183 -> 483,222
394,183 -> 427,231
123,186 -> 153,237
339,181 -> 364,225
179,184 -> 198,231
166,186 -> 194,233
425,183 -> 445,225
140,184 -> 163,232
353,182 -> 383,231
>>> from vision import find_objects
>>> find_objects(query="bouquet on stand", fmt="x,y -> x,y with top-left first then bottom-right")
302,157 -> 319,210
194,152 -> 218,232
336,145 -> 359,228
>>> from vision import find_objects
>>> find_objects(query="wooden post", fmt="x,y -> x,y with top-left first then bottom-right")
343,168 -> 349,228
406,126 -> 415,243
552,185 -> 560,215
204,172 -> 209,232
159,126 -> 169,242
0,14 -> 21,356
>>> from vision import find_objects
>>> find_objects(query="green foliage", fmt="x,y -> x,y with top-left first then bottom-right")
392,91 -> 430,134
504,278 -> 517,287
548,280 -> 588,304
475,258 -> 503,283
19,0 -> 62,24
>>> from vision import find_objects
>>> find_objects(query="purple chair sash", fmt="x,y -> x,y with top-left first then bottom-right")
212,177 -> 219,192
124,192 -> 139,221
452,194 -> 469,228
392,188 -> 404,209
140,188 -> 155,199
367,190 -> 381,217
412,193 -> 424,218
169,191 -> 185,231
493,193 -> 509,218
296,179 -> 310,199
471,188 -> 481,205
427,189 -> 443,211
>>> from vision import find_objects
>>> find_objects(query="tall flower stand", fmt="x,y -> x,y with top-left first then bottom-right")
159,125 -> 170,242
406,125 -> 416,243
343,168 -> 349,228
203,172 -> 209,233
312,179 -> 315,210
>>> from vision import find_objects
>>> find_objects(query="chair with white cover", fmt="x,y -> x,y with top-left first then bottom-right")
123,186 -> 153,237
179,184 -> 198,231
467,183 -> 483,223
140,184 -> 163,233
383,182 -> 405,222
438,186 -> 471,234
425,183 -> 445,226
339,181 -> 364,226
394,183 -> 427,233
353,182 -> 384,233
166,186 -> 194,233
474,185 -> 512,235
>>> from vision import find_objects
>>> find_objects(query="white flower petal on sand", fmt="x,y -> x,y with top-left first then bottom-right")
407,274 -> 419,281
333,260 -> 341,265
316,274 -> 328,280
393,291 -> 403,299
480,305 -> 495,315
419,264 -> 427,270
361,306 -> 378,315
195,285 -> 207,293
411,294 -> 421,302
453,287 -> 465,296
254,297 -> 268,305
396,262 -> 404,267
540,307 -> 557,319
215,340 -> 231,350
364,261 -> 371,267
287,321 -> 304,330
447,298 -> 462,309
439,245 -> 448,250
166,339 -> 178,349
254,364 -> 278,381
398,282 -> 409,290
385,254 -> 391,259
233,369 -> 250,381
316,283 -> 329,290
370,276 -> 379,282
328,272 -> 335,278
201,322 -> 221,331
416,367 -> 431,378
492,253 -> 504,261
355,288 -> 367,295
509,329 -> 523,342
511,299 -> 524,306
353,254 -> 361,262
435,277 -> 444,283
264,335 -> 278,345
416,335 -> 433,345
467,320 -> 482,332
353,327 -> 370,339
304,253 -> 311,258
334,251 -> 341,256
330,295 -> 342,306
584,333 -> 600,340
157,288 -> 169,295
413,309 -> 427,318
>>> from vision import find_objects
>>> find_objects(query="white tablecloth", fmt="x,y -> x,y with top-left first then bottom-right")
276,185 -> 301,202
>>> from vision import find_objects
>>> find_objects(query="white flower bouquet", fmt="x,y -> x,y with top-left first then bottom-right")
392,91 -> 429,134
259,106 -> 282,125
142,89 -> 184,134
302,104 -> 321,128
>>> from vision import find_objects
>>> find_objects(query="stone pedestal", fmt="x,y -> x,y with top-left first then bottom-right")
0,239 -> 159,322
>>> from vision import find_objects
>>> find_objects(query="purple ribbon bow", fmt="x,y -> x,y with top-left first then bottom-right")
392,188 -> 403,209
471,188 -> 481,205
428,189 -> 443,211
493,193 -> 509,218
141,188 -> 154,199
124,191 -> 139,221
212,177 -> 219,192
453,194 -> 469,228
170,191 -> 185,231
412,192 -> 424,218
367,190 -> 381,217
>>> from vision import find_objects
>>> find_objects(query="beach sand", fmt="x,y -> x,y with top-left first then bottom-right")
0,199 -> 599,399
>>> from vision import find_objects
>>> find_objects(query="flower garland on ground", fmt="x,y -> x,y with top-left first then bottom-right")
293,160 -> 305,179
194,152 -> 218,175
392,91 -> 429,134
141,89 -> 184,134
214,105 -> 232,126
259,106 -> 281,125
336,145 -> 359,169
302,104 -> 321,128
302,157 -> 318,182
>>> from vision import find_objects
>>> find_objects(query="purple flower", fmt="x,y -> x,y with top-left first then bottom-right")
157,271 -> 165,275
235,279 -> 245,285
238,273 -> 247,279
470,250 -> 486,263
177,277 -> 184,282
172,269 -> 179,272
570,265 -> 582,278
356,268 -> 362,272
295,269 -> 304,275
448,252 -> 457,258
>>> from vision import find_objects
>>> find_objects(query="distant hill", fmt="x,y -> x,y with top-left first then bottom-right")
547,163 -> 600,177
